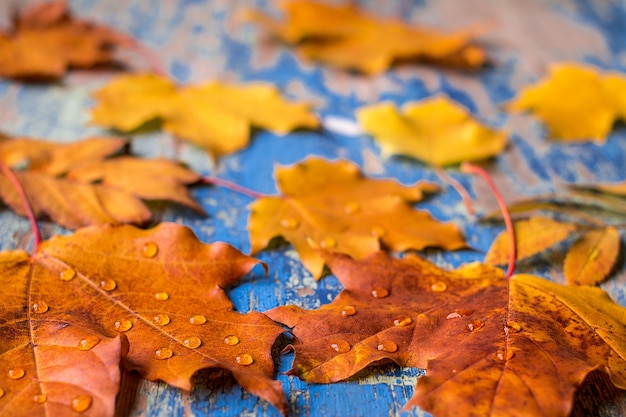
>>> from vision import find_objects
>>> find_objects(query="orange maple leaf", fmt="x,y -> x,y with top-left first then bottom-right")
0,223 -> 287,416
0,0 -> 131,81
268,250 -> 626,417
248,157 -> 466,278
508,63 -> 626,142
245,0 -> 487,74
0,136 -> 203,229
90,73 -> 319,159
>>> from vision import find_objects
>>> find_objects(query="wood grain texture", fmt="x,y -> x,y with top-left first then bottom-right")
1,0 -> 625,416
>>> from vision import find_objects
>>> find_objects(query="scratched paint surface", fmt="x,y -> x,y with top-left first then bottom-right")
0,0 -> 625,416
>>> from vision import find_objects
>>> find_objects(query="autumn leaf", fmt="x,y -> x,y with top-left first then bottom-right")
268,250 -> 626,417
564,227 -> 620,286
245,0 -> 487,74
0,223 -> 288,416
484,216 -> 578,266
0,136 -> 203,229
248,157 -> 466,278
90,73 -> 319,159
508,63 -> 626,142
0,0 -> 131,81
357,96 -> 508,166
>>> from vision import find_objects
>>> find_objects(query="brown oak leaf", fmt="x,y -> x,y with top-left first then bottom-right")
0,136 -> 203,229
90,73 -> 319,159
248,157 -> 466,278
0,0 -> 130,81
267,251 -> 626,417
0,223 -> 287,416
245,0 -> 487,74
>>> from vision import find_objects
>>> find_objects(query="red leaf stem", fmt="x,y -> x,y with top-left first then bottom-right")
201,176 -> 266,199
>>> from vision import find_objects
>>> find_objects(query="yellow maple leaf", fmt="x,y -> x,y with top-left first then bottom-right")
90,73 -> 319,158
508,63 -> 626,142
245,0 -> 486,74
357,96 -> 507,166
248,157 -> 466,278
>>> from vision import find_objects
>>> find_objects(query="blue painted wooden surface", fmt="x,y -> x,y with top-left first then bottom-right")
1,0 -> 626,416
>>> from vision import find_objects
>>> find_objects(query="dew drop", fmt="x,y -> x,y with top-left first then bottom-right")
280,218 -> 299,229
430,281 -> 448,292
32,301 -> 49,314
393,317 -> 413,327
377,341 -> 398,353
78,335 -> 100,351
183,336 -> 202,349
71,395 -> 92,413
495,350 -> 515,362
99,279 -> 116,291
371,225 -> 385,237
189,315 -> 206,325
371,287 -> 389,298
154,292 -> 169,301
330,339 -> 351,353
154,347 -> 173,360
153,313 -> 171,326
235,353 -> 254,365
0,388 -> 4,398
446,312 -> 462,320
224,335 -> 240,346
320,237 -> 337,249
8,368 -> 24,379
341,306 -> 356,316
59,269 -> 76,281
142,242 -> 159,258
344,202 -> 360,214
467,320 -> 485,332
114,319 -> 132,332
33,394 -> 47,404
505,321 -> 522,334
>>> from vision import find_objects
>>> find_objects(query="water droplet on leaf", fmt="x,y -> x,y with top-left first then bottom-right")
142,242 -> 158,258
154,292 -> 169,301
32,301 -> 49,314
320,237 -> 337,249
71,395 -> 92,413
99,279 -> 116,291
183,336 -> 202,349
280,218 -> 299,229
59,269 -> 76,281
495,350 -> 515,361
446,312 -> 462,319
467,320 -> 485,332
33,394 -> 46,404
153,313 -> 170,326
377,341 -> 398,353
341,306 -> 356,316
189,315 -> 206,325
8,368 -> 24,379
393,317 -> 413,327
344,202 -> 360,214
371,287 -> 389,298
330,339 -> 351,353
78,336 -> 100,351
236,353 -> 253,365
430,281 -> 448,292
0,388 -> 4,398
224,335 -> 240,346
114,319 -> 132,332
506,321 -> 522,333
154,347 -> 173,360
371,225 -> 385,237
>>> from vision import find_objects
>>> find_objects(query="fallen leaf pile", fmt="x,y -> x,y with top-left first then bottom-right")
268,250 -> 626,417
357,96 -> 508,166
90,73 -> 319,159
0,135 -> 202,229
0,223 -> 287,416
0,0 -> 129,81
248,157 -> 466,278
508,63 -> 626,142
245,0 -> 487,74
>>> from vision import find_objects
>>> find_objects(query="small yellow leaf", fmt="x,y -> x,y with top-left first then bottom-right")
357,96 -> 507,166
508,63 -> 626,142
91,73 -> 319,158
485,217 -> 578,265
564,227 -> 620,286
